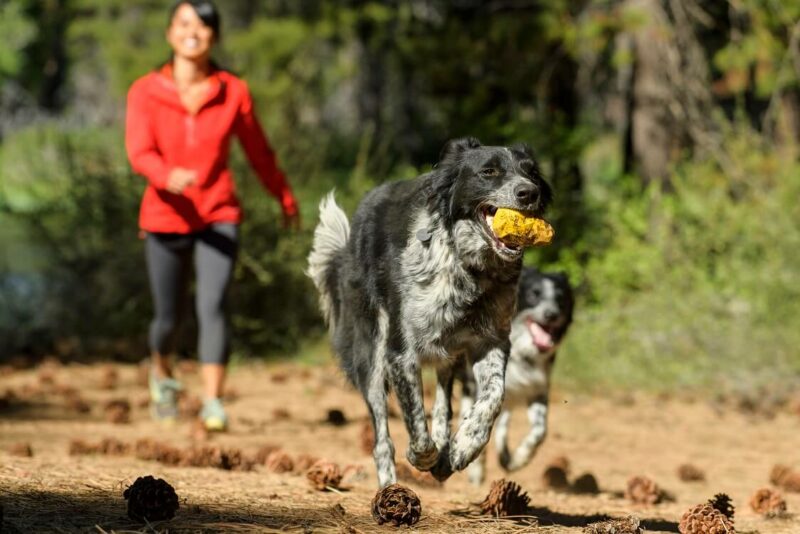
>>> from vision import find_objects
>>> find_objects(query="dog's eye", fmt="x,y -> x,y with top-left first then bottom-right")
480,168 -> 500,178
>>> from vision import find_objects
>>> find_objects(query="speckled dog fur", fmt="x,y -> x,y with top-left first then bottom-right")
307,137 -> 552,488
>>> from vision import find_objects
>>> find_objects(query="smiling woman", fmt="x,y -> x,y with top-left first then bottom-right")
124,0 -> 300,432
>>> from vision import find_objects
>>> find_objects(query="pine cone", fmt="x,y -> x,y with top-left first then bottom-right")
264,451 -> 294,473
99,366 -> 118,390
769,464 -> 792,486
272,408 -> 291,421
371,484 -> 422,526
360,421 -> 375,456
678,503 -> 735,534
65,394 -> 91,414
98,437 -> 129,455
104,399 -> 131,424
626,476 -> 663,505
708,493 -> 734,521
584,516 -> 643,534
572,473 -> 600,495
542,466 -> 570,491
123,475 -> 179,523
749,488 -> 786,517
678,464 -> 706,482
8,442 -> 32,457
307,461 -> 343,490
778,470 -> 800,492
326,409 -> 347,426
134,439 -> 182,465
294,453 -> 321,472
253,444 -> 280,465
479,479 -> 531,517
69,439 -> 100,456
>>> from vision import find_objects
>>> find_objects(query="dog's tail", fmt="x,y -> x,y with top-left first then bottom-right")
306,191 -> 350,328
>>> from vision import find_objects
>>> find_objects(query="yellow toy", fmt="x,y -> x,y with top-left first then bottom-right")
491,208 -> 554,247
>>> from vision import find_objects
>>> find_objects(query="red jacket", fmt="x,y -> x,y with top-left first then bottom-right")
125,65 -> 297,233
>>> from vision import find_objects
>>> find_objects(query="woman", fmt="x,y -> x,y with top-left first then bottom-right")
125,0 -> 299,431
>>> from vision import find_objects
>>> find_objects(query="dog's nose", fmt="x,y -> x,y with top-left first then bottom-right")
514,183 -> 539,205
543,310 -> 558,322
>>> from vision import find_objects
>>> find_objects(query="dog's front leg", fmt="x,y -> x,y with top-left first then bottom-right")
434,345 -> 507,480
431,365 -> 455,454
388,353 -> 439,470
502,397 -> 548,471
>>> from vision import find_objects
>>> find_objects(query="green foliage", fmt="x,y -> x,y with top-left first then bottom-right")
0,1 -> 37,80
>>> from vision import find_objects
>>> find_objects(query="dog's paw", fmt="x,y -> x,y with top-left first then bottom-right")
406,440 -> 439,471
430,454 -> 453,482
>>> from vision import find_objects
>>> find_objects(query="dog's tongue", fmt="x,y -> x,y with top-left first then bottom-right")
527,319 -> 554,350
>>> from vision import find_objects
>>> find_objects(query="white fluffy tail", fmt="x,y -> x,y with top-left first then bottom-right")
306,191 -> 350,326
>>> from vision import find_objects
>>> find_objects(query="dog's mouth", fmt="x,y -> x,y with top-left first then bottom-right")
524,317 -> 555,351
478,204 -> 523,260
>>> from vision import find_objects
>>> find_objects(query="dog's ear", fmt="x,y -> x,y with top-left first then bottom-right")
509,142 -> 535,161
438,137 -> 482,167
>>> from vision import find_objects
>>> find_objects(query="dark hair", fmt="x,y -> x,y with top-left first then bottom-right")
168,1 -> 221,41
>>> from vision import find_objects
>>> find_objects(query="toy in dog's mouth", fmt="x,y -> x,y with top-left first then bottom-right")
524,317 -> 555,351
480,205 -> 554,259
480,204 -> 522,259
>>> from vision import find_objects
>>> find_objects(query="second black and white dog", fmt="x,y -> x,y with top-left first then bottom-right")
307,137 -> 552,487
464,267 -> 574,485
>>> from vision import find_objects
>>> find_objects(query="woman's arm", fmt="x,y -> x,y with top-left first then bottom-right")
234,85 -> 298,217
125,82 -> 171,190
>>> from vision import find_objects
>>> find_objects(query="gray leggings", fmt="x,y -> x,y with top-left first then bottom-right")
145,223 -> 238,364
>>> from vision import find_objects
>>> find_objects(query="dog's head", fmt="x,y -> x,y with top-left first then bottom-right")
429,137 -> 552,263
514,268 -> 574,352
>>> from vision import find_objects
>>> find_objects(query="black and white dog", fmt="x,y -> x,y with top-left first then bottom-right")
464,267 -> 574,485
307,137 -> 552,487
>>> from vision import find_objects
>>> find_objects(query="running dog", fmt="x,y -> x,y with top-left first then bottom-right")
464,267 -> 574,485
307,137 -> 552,488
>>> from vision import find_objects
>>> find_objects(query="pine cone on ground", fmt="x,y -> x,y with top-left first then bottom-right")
782,473 -> 800,492
749,488 -> 786,517
678,503 -> 735,534
549,455 -> 571,473
8,442 -> 32,457
253,444 -> 280,465
69,439 -> 100,455
104,399 -> 131,424
98,437 -> 129,455
479,479 -> 531,517
708,493 -> 734,521
99,366 -> 118,390
294,453 -> 321,472
770,464 -> 792,486
542,466 -> 570,491
360,421 -> 375,455
65,394 -> 91,414
371,484 -> 422,526
307,461 -> 343,490
264,451 -> 294,473
678,464 -> 706,482
271,408 -> 290,421
584,516 -> 643,534
123,475 -> 179,523
626,476 -> 664,505
572,473 -> 600,495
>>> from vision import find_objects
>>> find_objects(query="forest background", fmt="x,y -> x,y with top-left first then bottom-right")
1,0 -> 798,395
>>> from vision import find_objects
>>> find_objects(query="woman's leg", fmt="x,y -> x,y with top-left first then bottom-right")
145,232 -> 192,419
145,232 -> 192,373
194,223 -> 238,402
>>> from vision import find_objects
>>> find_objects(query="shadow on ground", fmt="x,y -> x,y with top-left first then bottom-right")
0,487 -> 343,533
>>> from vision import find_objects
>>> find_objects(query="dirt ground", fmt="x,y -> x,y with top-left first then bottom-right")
1,359 -> 799,533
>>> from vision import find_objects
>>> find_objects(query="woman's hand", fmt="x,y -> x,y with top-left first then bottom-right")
165,167 -> 198,194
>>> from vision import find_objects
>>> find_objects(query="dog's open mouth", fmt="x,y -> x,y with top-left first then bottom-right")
524,317 -> 555,351
479,204 -> 523,259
